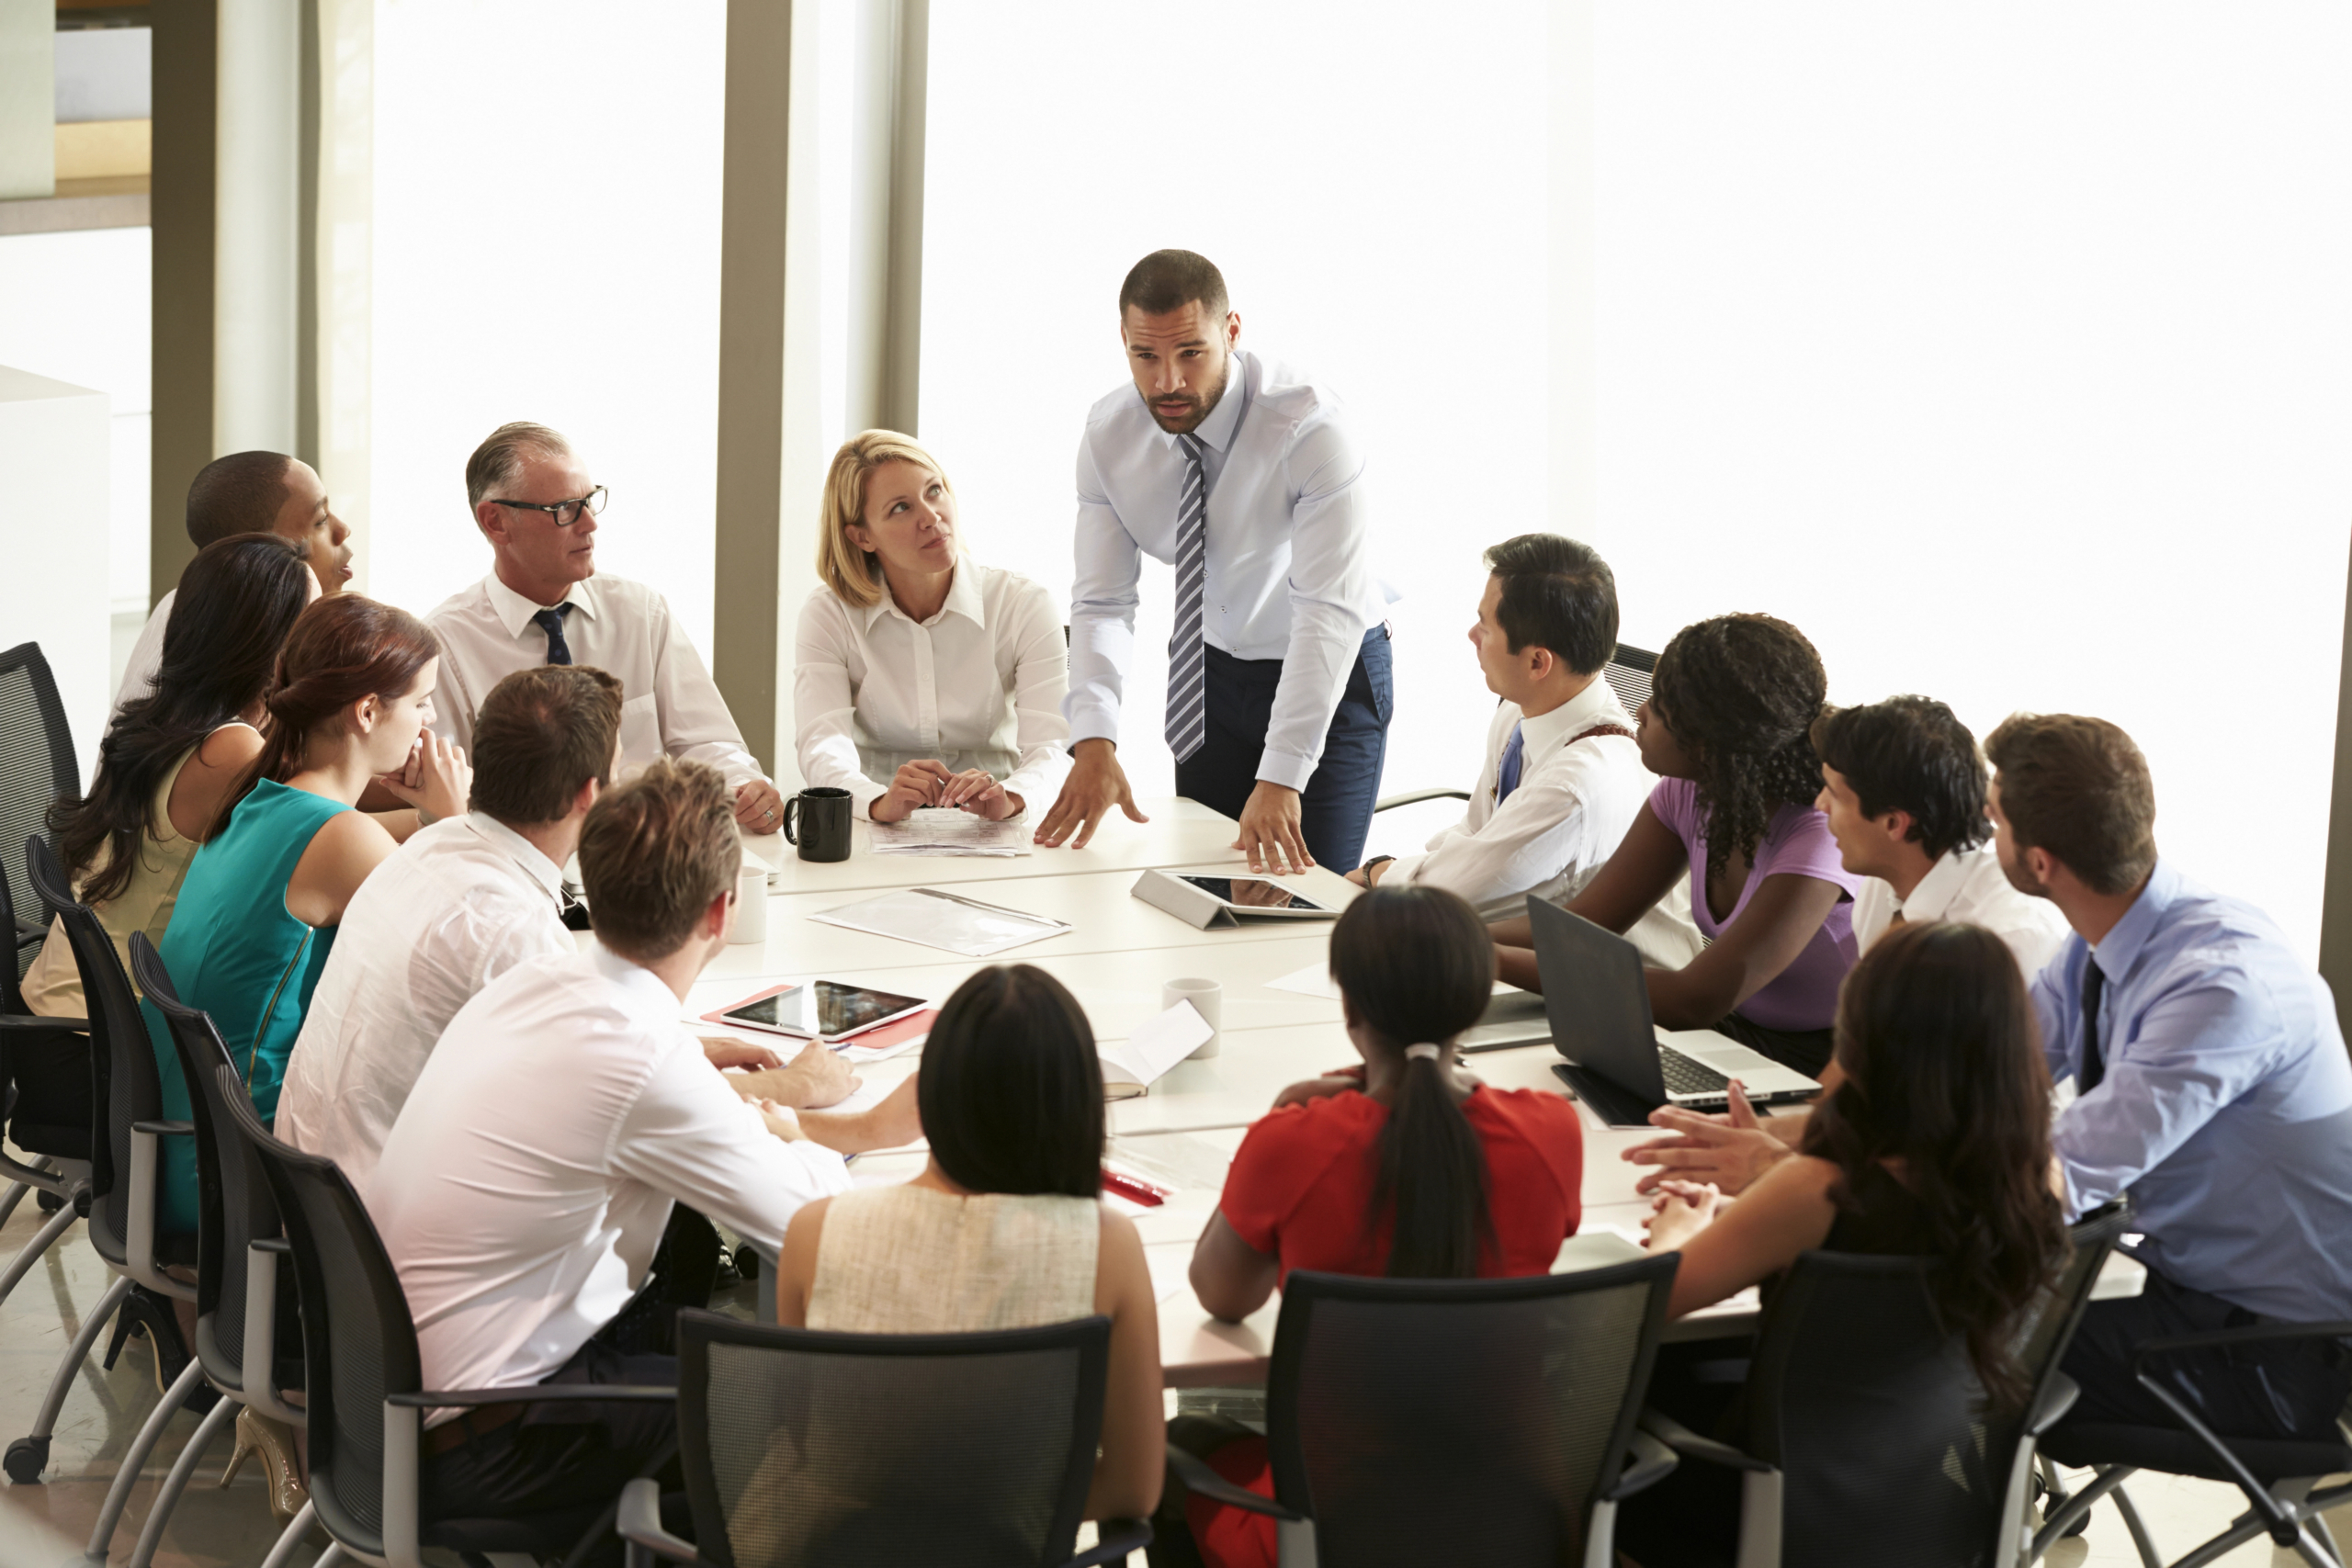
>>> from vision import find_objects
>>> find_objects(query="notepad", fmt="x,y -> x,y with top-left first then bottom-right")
1099,1001 -> 1214,1100
808,886 -> 1070,957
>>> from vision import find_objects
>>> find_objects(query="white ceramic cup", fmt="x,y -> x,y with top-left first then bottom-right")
729,861 -> 769,945
1163,976 -> 1223,1059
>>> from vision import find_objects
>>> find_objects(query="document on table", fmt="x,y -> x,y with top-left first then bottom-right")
867,807 -> 1032,857
808,886 -> 1070,957
1264,960 -> 1525,1001
1099,1001 -> 1214,1099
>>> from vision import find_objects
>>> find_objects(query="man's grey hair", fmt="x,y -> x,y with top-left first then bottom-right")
466,421 -> 574,509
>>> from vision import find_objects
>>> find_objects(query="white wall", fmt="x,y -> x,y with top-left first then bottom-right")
368,0 -> 727,645
1593,5 -> 2352,957
0,366 -> 111,778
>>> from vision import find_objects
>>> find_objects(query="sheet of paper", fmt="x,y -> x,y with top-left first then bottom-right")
1100,1000 -> 1213,1091
808,886 -> 1070,958
1265,959 -> 1523,1000
867,807 -> 1033,857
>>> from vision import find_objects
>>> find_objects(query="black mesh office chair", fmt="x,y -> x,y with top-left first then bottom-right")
1170,1256 -> 1681,1566
0,642 -> 78,1002
1640,1203 -> 2132,1568
617,1308 -> 1148,1568
214,1065 -> 672,1568
6,838 -> 195,1491
112,935 -> 305,1567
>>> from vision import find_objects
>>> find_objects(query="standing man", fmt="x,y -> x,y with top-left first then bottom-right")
425,422 -> 787,831
1039,250 -> 1389,874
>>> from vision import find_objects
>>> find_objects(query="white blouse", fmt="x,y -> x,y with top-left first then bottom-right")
793,558 -> 1072,820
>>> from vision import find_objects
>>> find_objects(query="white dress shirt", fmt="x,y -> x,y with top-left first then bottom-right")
276,812 -> 572,1195
1385,680 -> 1704,964
1069,349 -> 1384,791
1852,843 -> 2070,983
112,590 -> 173,721
368,943 -> 851,1411
794,559 -> 1071,821
425,571 -> 765,789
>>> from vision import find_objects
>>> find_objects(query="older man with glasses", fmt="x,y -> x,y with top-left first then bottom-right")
424,422 -> 788,830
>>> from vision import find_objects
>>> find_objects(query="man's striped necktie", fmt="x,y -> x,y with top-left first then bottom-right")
1164,433 -> 1209,762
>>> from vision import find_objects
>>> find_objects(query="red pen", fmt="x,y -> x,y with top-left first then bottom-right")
1099,1168 -> 1170,1207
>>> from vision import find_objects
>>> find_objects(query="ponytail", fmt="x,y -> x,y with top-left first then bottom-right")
1329,886 -> 1498,1280
220,594 -> 439,818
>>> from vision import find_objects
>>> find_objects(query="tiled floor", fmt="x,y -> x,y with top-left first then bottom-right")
0,1187 -> 2341,1568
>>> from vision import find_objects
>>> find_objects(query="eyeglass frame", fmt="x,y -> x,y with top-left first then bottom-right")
487,485 -> 608,527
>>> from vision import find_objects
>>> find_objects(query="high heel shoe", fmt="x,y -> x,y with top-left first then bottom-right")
102,1283 -> 219,1413
219,1407 -> 307,1525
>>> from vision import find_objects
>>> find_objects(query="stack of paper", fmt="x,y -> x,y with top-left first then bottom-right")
868,808 -> 1033,857
809,886 -> 1070,957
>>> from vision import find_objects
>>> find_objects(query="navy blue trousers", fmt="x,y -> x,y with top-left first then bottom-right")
1174,626 -> 1392,872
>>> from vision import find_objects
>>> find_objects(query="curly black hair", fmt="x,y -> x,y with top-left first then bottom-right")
1649,614 -> 1828,885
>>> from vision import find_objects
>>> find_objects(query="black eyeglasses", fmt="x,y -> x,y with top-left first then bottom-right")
490,486 -> 607,527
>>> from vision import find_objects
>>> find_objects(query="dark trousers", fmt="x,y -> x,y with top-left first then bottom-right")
2060,1265 -> 2352,1442
1713,1013 -> 1837,1079
2,1024 -> 91,1157
1174,626 -> 1393,873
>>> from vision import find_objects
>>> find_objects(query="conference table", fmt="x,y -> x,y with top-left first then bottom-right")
707,798 -> 2142,1387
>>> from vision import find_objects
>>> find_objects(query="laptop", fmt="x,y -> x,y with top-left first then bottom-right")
1526,897 -> 1821,1126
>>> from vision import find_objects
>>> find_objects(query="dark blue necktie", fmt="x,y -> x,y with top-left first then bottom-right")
532,604 -> 575,666
2078,955 -> 2108,1094
1496,722 -> 1527,804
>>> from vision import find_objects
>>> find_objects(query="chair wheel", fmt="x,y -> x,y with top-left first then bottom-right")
733,1244 -> 760,1280
2061,1508 -> 2091,1540
34,1190 -> 62,1213
5,1435 -> 49,1483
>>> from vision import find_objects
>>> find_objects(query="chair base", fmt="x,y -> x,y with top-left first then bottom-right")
8,1271 -> 132,1482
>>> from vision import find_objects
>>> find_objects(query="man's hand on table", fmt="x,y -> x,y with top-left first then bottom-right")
1235,781 -> 1311,875
702,1037 -> 784,1073
801,1077 -> 923,1156
715,1038 -> 861,1110
1623,1080 -> 1794,1197
733,778 -> 786,831
1035,739 -> 1148,849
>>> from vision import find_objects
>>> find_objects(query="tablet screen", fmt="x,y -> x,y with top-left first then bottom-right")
723,981 -> 928,1039
1176,875 -> 1328,913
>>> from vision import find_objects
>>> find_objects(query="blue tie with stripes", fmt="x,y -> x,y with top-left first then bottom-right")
1497,722 -> 1527,803
1163,434 -> 1210,762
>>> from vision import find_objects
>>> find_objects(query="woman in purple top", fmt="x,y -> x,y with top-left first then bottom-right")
1493,615 -> 1860,1075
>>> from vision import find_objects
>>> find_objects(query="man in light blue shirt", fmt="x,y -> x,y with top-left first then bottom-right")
1987,713 -> 2352,1440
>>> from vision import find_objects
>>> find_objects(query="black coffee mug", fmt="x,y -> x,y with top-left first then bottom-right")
783,786 -> 854,863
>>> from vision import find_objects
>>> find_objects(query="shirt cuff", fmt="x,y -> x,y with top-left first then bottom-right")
1254,749 -> 1317,794
1381,852 -> 1425,885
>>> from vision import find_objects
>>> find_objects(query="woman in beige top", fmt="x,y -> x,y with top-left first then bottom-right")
27,535 -> 321,1020
775,963 -> 1163,1525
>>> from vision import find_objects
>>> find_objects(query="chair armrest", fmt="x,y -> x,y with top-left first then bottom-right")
2026,1372 -> 2080,1438
1601,1426 -> 1680,1501
126,1121 -> 198,1301
1167,1447 -> 1306,1522
1638,1408 -> 1774,1473
1065,1518 -> 1152,1568
1373,788 -> 1473,812
131,1119 -> 194,1136
242,1240 -> 306,1427
0,1013 -> 86,1032
2130,1319 -> 2352,1362
616,1476 -> 703,1566
386,1385 -> 677,1408
254,1236 -> 291,1254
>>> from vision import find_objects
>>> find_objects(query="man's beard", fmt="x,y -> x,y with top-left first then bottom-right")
1998,846 -> 2050,899
1148,364 -> 1227,434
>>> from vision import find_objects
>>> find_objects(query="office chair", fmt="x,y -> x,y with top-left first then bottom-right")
1639,1203 -> 2132,1568
617,1308 -> 1148,1568
214,1065 -> 673,1568
1170,1256 -> 1681,1566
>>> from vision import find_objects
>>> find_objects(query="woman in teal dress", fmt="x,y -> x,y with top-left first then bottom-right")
149,593 -> 470,1235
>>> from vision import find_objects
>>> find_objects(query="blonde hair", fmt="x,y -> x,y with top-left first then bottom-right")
817,430 -> 956,609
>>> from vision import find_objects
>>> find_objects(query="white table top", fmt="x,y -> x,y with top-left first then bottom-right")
737,797 -> 1252,896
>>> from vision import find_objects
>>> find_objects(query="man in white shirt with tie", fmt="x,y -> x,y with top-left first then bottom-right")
1811,694 -> 2066,981
1039,250 -> 1389,874
1346,535 -> 1701,963
370,758 -> 853,1529
277,666 -> 858,1195
424,422 -> 787,831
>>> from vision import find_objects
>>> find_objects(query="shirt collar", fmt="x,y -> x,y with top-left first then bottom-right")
1897,848 -> 1974,923
859,558 -> 987,634
483,570 -> 600,641
1149,349 -> 1250,455
587,939 -> 682,1020
462,811 -> 566,898
2087,857 -> 2180,982
1516,674 -> 1628,755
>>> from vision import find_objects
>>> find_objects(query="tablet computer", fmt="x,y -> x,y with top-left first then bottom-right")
718,980 -> 929,1043
1173,875 -> 1334,918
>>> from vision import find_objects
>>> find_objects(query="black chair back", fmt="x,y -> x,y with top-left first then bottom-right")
671,1307 -> 1111,1568
215,1064 -> 413,1560
1264,1255 -> 1679,1566
131,933 -> 283,1396
26,835 -> 153,1264
2019,1203 -> 2132,1416
0,643 -> 77,1003
1602,642 -> 1657,718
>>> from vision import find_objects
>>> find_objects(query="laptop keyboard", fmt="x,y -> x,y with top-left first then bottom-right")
1659,1047 -> 1732,1098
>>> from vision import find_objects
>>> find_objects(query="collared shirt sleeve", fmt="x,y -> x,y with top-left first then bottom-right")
997,576 -> 1074,812
427,615 -> 482,756
609,1039 -> 852,1254
1385,709 -> 1503,891
2052,962 -> 2281,1219
1393,764 -> 1600,912
646,593 -> 767,790
792,592 -> 888,820
1259,409 -> 1374,791
1066,429 -> 1143,748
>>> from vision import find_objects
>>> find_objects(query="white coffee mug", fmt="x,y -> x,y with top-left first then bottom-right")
729,861 -> 769,945
1163,976 -> 1222,1059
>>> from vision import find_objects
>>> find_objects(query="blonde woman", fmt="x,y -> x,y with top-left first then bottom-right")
795,431 -> 1071,822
